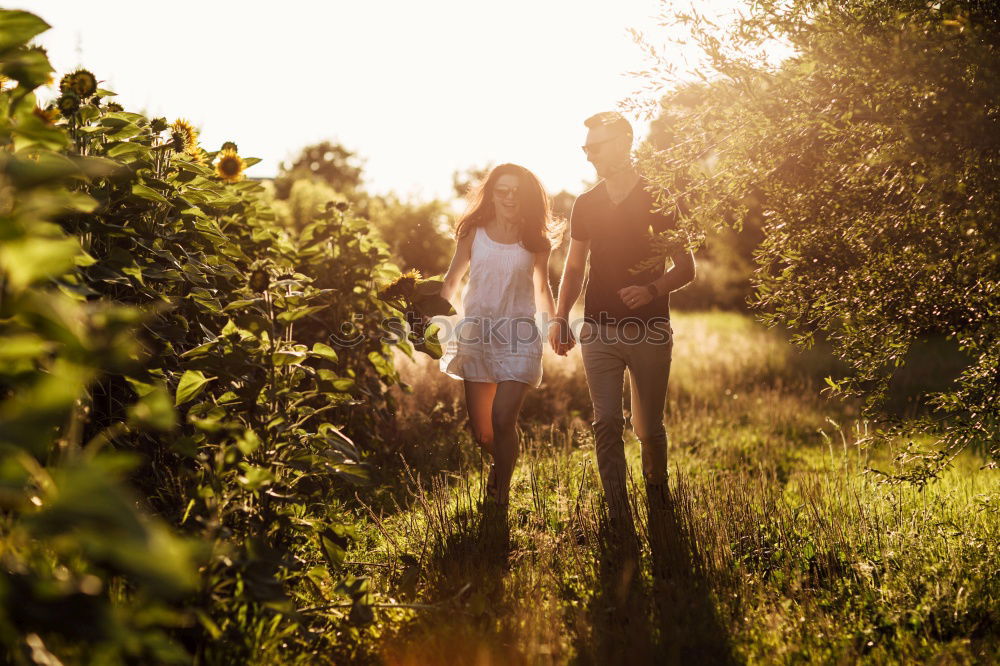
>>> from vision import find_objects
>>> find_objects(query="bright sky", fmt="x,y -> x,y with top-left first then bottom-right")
24,1 -> 747,201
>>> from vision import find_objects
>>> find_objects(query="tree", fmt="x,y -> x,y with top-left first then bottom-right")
368,195 -> 454,277
648,84 -> 764,311
635,0 -> 1000,479
452,162 -> 494,199
275,140 -> 364,199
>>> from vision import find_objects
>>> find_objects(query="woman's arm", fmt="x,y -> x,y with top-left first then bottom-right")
533,247 -> 555,319
439,230 -> 474,305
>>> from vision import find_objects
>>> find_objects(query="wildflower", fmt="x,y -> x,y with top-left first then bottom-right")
215,148 -> 245,183
169,119 -> 198,153
60,69 -> 97,98
249,267 -> 270,293
57,92 -> 80,116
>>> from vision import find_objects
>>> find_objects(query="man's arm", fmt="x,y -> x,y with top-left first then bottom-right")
550,238 -> 589,354
618,249 -> 695,310
649,248 -> 695,295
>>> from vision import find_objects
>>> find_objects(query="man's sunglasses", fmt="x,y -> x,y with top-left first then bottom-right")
581,135 -> 624,156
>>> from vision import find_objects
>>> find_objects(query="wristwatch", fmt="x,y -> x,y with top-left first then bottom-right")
645,283 -> 659,298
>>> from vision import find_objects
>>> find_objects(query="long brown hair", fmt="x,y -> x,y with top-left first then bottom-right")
454,163 -> 562,253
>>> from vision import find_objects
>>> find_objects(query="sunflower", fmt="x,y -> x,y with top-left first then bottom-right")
169,131 -> 185,152
169,119 -> 198,153
215,148 -> 245,183
220,141 -> 238,153
248,267 -> 270,293
57,92 -> 80,116
60,69 -> 97,98
105,102 -> 124,113
380,269 -> 423,300
186,146 -> 206,165
32,106 -> 58,124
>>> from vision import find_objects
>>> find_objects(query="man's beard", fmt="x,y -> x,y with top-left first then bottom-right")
597,158 -> 631,178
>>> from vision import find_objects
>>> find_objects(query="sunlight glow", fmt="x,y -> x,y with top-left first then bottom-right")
25,0 -> 752,200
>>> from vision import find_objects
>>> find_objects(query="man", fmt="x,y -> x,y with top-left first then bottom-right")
549,111 -> 695,530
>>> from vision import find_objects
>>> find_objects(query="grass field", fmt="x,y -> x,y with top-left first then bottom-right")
302,312 -> 998,665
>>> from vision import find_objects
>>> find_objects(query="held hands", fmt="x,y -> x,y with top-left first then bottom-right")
548,316 -> 576,356
618,285 -> 653,310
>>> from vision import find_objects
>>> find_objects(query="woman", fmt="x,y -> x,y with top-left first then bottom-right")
437,163 -> 560,510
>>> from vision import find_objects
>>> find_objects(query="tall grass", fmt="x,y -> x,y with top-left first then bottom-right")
316,312 -> 997,665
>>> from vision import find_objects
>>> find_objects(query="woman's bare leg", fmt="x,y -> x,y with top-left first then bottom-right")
464,380 -> 497,456
465,380 -> 500,501
490,380 -> 530,506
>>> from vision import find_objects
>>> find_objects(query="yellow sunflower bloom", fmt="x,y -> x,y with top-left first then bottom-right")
186,146 -> 206,165
169,119 -> 198,153
215,148 -> 246,183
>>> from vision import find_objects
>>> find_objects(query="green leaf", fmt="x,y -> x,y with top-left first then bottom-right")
106,141 -> 149,159
0,237 -> 79,289
310,343 -> 339,363
238,464 -> 273,490
105,123 -> 143,141
222,298 -> 263,313
236,430 -> 261,455
0,359 -> 93,456
121,264 -> 145,286
333,377 -> 355,392
5,151 -> 81,187
0,10 -> 51,54
11,112 -> 68,150
132,183 -> 171,205
0,46 -> 52,89
180,340 -> 219,358
367,351 -> 394,378
414,294 -> 455,317
276,304 -> 328,324
415,279 -> 444,296
175,370 -> 214,406
272,350 -> 307,366
127,383 -> 177,431
0,335 -> 52,361
415,323 -> 444,360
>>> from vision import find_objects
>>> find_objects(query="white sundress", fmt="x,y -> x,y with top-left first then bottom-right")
436,226 -> 543,387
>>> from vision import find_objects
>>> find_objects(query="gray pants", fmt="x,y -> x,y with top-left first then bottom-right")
580,320 -> 673,516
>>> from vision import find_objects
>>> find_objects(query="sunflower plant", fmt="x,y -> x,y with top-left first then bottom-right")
0,7 -> 425,664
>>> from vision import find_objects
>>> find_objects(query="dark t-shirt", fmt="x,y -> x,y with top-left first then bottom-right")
570,178 -> 677,327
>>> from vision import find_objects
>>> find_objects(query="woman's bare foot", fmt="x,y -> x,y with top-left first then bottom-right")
486,463 -> 499,503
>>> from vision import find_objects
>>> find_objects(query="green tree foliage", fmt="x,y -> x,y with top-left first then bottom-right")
266,175 -> 345,233
649,92 -> 764,311
273,139 -> 363,199
367,195 -> 453,276
0,9 -> 431,662
635,0 -> 1000,478
272,141 -> 455,278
